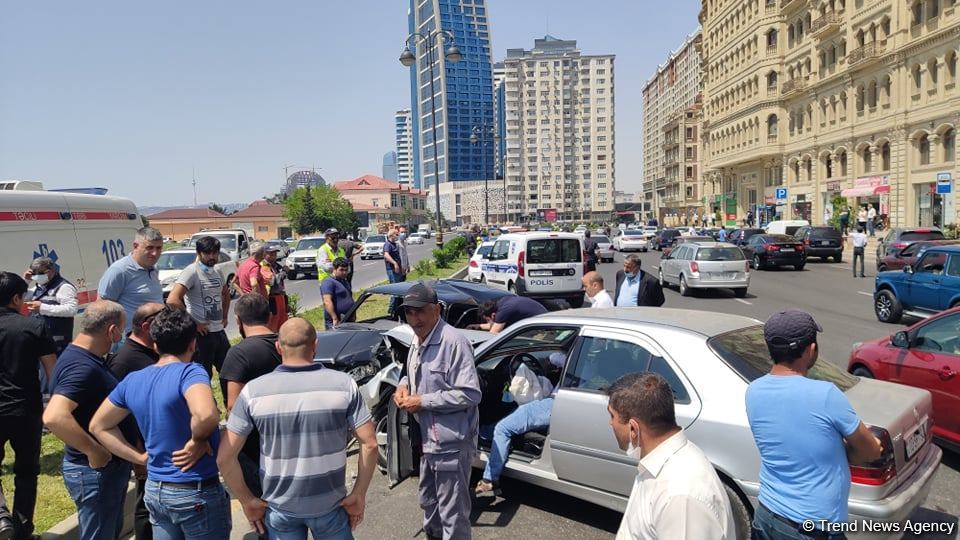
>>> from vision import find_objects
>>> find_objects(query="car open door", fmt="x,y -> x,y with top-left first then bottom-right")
900,311 -> 960,443
386,397 -> 420,487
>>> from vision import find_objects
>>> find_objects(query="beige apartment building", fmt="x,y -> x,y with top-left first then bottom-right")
502,36 -> 616,223
643,30 -> 705,225
699,0 -> 959,228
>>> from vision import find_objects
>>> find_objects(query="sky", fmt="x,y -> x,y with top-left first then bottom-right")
0,0 -> 701,207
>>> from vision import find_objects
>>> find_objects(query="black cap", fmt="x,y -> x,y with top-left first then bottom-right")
764,309 -> 823,351
324,228 -> 339,237
400,282 -> 438,308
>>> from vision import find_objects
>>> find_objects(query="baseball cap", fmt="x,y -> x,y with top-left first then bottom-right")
324,228 -> 339,236
763,309 -> 822,351
400,282 -> 438,308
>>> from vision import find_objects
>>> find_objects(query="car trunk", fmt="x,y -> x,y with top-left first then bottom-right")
808,231 -> 842,248
696,259 -> 749,280
844,377 -> 936,500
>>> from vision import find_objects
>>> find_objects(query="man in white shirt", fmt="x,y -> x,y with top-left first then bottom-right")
606,373 -> 735,540
848,226 -> 869,278
582,272 -> 614,308
866,205 -> 878,237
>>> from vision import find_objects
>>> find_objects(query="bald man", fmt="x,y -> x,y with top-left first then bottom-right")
218,319 -> 378,538
582,271 -> 614,308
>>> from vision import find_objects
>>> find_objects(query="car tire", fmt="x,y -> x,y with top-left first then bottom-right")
722,481 -> 752,540
874,290 -> 903,323
877,264 -> 887,272
834,254 -> 843,263
479,275 -> 487,285
820,256 -> 828,262
679,275 -> 692,297
795,264 -> 805,271
734,288 -> 748,298
569,295 -> 585,308
852,365 -> 874,378
508,282 -> 516,294
753,255 -> 763,270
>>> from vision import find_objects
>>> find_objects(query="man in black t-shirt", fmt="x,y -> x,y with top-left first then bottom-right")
0,272 -> 58,540
469,296 -> 548,334
219,294 -> 281,497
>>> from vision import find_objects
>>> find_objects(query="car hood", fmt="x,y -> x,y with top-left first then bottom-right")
159,269 -> 183,286
288,249 -> 317,259
313,328 -> 385,368
362,279 -> 514,305
364,242 -> 385,248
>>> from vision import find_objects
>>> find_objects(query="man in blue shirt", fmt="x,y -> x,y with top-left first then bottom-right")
746,310 -> 883,539
321,258 -> 355,330
614,255 -> 664,307
470,296 -> 547,334
98,227 -> 164,336
43,300 -> 137,540
717,225 -> 728,242
91,307 -> 229,540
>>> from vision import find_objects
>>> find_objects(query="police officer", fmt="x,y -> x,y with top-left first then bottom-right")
316,228 -> 346,283
24,257 -> 78,356
394,282 -> 481,540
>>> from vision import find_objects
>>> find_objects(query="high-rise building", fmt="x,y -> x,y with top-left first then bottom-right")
699,0 -> 958,228
282,170 -> 326,195
395,109 -> 414,185
642,30 -> 703,224
493,62 -> 507,181
382,151 -> 399,181
501,35 -> 616,222
407,0 -> 496,190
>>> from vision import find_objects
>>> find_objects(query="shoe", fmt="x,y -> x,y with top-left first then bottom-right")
474,479 -> 500,496
0,517 -> 14,540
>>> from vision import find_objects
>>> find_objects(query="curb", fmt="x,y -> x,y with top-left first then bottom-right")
43,481 -> 137,540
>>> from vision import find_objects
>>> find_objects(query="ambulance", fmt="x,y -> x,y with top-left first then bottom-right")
0,181 -> 143,314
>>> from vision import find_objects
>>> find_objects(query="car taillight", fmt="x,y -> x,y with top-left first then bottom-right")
690,261 -> 700,273
804,239 -> 811,246
765,244 -> 780,252
518,251 -> 525,277
796,244 -> 805,252
469,260 -> 478,268
893,242 -> 908,250
850,426 -> 896,486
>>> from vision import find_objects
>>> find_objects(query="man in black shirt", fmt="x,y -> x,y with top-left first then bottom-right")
470,296 -> 548,334
0,272 -> 58,540
583,230 -> 599,273
104,302 -> 163,540
219,294 -> 281,497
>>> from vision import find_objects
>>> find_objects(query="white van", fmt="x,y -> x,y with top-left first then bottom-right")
0,181 -> 142,313
480,232 -> 585,307
188,229 -> 250,262
764,219 -> 810,236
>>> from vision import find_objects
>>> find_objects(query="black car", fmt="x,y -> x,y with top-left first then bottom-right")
315,280 -> 515,384
727,228 -> 766,247
741,234 -> 807,270
655,229 -> 682,250
793,226 -> 843,262
875,227 -> 945,260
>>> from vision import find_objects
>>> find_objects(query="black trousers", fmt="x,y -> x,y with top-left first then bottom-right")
192,330 -> 231,378
0,414 -> 42,539
853,247 -> 865,277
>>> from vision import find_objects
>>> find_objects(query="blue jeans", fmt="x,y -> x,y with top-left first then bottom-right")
144,480 -> 231,540
482,398 -> 554,483
265,506 -> 353,540
386,267 -> 406,316
752,504 -> 846,540
62,458 -> 132,540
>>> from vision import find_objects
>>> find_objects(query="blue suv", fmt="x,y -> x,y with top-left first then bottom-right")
874,245 -> 960,323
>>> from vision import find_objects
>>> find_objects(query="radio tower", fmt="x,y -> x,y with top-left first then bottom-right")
192,168 -> 198,207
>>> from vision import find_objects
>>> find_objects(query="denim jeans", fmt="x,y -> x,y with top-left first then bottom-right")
143,480 -> 231,540
62,458 -> 132,540
265,506 -> 353,540
752,504 -> 846,540
386,267 -> 406,316
482,398 -> 554,483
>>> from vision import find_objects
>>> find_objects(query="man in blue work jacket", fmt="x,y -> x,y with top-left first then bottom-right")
394,282 -> 481,540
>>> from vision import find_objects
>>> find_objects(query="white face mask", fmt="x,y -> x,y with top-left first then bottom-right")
625,426 -> 642,459
33,273 -> 50,286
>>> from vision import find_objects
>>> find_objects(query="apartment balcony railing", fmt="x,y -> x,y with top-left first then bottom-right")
811,12 -> 842,37
781,78 -> 808,96
847,42 -> 885,67
781,0 -> 803,10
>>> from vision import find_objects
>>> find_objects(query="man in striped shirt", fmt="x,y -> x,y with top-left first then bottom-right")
217,318 -> 377,539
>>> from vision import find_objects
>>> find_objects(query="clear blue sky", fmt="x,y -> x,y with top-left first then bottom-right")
0,0 -> 700,207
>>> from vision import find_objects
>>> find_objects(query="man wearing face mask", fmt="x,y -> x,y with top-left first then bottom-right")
166,236 -> 231,378
614,254 -> 664,308
606,372 -> 735,540
746,310 -> 882,539
44,300 -> 139,540
24,257 -> 78,357
397,225 -> 411,275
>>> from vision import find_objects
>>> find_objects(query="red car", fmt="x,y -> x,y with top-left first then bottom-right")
849,306 -> 960,452
876,239 -> 960,272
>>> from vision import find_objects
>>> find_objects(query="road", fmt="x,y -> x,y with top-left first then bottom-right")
223,248 -> 959,540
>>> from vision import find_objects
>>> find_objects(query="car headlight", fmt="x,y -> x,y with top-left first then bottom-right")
347,363 -> 381,383
851,341 -> 862,352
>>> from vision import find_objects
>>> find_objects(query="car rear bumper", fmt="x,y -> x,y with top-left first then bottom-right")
686,275 -> 750,289
618,243 -> 647,251
806,247 -> 842,257
515,280 -> 583,302
763,255 -> 806,265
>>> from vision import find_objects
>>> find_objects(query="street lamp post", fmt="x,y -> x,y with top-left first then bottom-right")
400,31 -> 462,247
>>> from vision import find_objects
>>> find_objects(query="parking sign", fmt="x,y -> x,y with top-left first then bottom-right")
775,188 -> 788,200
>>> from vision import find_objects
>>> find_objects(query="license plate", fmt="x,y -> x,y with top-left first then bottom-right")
529,270 -> 553,277
820,240 -> 831,246
298,263 -> 314,268
905,424 -> 926,460
781,248 -> 795,252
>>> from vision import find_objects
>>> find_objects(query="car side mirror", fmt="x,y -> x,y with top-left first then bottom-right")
892,331 -> 910,349
904,265 -> 914,274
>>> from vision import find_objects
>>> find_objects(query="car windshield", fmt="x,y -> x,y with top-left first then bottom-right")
156,252 -> 197,270
810,227 -> 841,239
593,236 -> 610,243
477,245 -> 494,257
765,234 -> 796,243
901,231 -> 945,242
708,325 -> 859,391
624,230 -> 643,236
367,235 -> 386,243
190,234 -> 237,250
684,237 -> 715,244
296,239 -> 324,250
696,247 -> 745,261
527,239 -> 582,263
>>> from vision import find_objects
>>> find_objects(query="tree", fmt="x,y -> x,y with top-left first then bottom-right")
282,185 -> 358,236
140,215 -> 150,228
208,203 -> 227,215
284,185 -> 323,236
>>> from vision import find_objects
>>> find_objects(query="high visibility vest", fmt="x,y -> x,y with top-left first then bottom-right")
316,243 -> 345,281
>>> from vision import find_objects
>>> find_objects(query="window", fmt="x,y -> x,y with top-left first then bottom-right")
563,336 -> 689,401
482,326 -> 578,359
945,129 -> 956,162
526,238 -> 582,263
880,143 -> 890,171
912,312 -> 960,355
919,134 -> 931,165
948,255 -> 960,277
863,148 -> 873,172
489,239 -> 511,260
916,251 -> 947,273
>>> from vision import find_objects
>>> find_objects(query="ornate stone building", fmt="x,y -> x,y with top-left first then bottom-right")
699,0 -> 959,228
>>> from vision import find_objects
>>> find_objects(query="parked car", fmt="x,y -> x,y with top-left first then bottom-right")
374,308 -> 941,539
849,306 -> 960,453
468,241 -> 496,282
876,227 -> 945,260
592,234 -> 615,263
480,232 -> 586,308
793,226 -> 843,262
661,236 -> 715,259
264,239 -> 291,259
284,236 -> 324,280
727,228 -> 766,247
406,232 -> 426,245
156,248 -> 238,299
613,229 -> 649,252
764,219 -> 809,236
658,242 -> 750,297
188,229 -> 250,263
362,234 -> 387,259
877,240 -> 960,272
873,245 -> 960,323
740,234 -> 807,270
653,228 -> 682,251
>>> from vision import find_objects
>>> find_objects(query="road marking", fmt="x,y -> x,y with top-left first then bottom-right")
734,298 -> 752,305
857,291 -> 873,297
361,262 -> 377,267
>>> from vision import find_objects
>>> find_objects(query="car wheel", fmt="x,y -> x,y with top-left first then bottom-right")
679,275 -> 692,297
753,255 -> 762,270
794,264 -> 805,271
852,365 -> 874,378
877,264 -> 887,272
734,288 -> 748,298
479,275 -> 487,285
834,254 -> 843,263
874,290 -> 903,323
820,256 -> 828,262
508,282 -> 516,294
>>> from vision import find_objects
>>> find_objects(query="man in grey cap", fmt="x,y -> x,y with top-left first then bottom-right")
745,310 -> 882,539
394,282 -> 481,540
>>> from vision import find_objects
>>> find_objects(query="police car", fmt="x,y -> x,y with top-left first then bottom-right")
479,232 -> 586,308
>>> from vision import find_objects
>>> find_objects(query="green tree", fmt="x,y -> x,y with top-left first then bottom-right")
282,185 -> 358,236
208,203 -> 227,215
140,215 -> 150,228
284,185 -> 323,236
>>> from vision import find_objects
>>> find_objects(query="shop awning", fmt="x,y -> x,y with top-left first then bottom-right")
840,184 -> 890,197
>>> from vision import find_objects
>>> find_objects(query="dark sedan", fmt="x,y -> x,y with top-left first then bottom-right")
654,228 -> 682,250
793,226 -> 843,262
741,234 -> 807,270
727,228 -> 766,247
877,239 -> 960,272
876,227 -> 945,260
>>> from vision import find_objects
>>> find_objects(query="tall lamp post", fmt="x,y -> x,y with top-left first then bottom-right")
400,31 -> 461,247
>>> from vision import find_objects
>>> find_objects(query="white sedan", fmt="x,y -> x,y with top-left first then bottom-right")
407,232 -> 426,245
468,241 -> 496,282
157,249 -> 238,298
613,229 -> 649,252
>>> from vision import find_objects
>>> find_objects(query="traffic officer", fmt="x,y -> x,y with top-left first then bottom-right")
316,228 -> 345,283
24,256 -> 78,356
394,282 -> 481,540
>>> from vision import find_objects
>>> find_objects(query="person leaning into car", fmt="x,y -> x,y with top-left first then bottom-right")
394,282 -> 481,540
615,254 -> 665,308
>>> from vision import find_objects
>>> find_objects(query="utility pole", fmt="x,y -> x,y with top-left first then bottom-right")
192,167 -> 198,207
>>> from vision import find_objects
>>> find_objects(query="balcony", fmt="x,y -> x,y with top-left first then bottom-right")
662,140 -> 680,150
811,12 -> 842,38
781,78 -> 808,96
847,42 -> 885,67
780,0 -> 804,10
